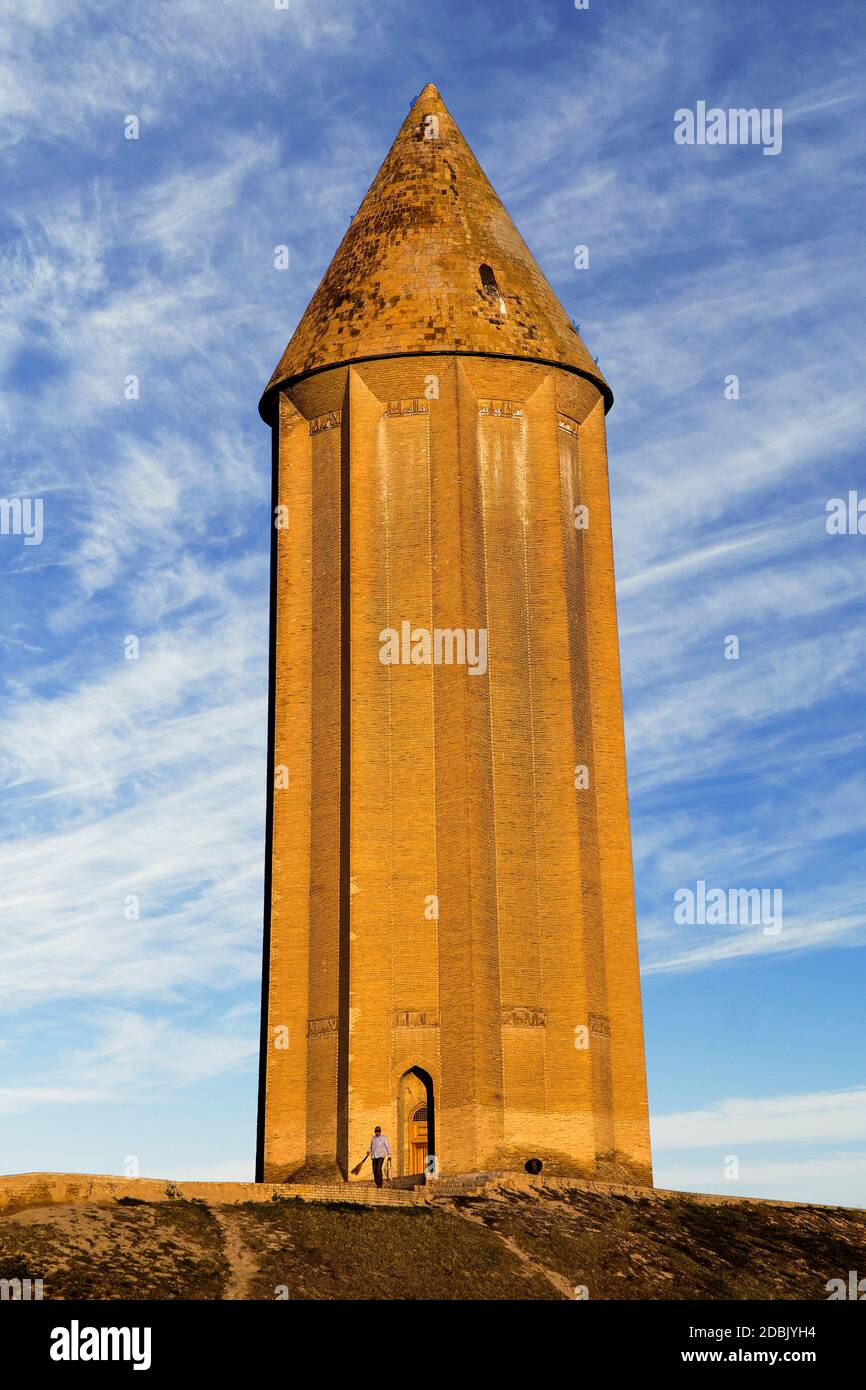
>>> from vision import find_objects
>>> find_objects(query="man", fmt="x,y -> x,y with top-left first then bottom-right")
368,1126 -> 392,1188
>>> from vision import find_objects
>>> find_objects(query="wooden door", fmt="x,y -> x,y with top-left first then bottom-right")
409,1105 -> 428,1175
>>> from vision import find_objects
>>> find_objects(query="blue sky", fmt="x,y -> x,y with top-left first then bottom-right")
1,0 -> 864,1206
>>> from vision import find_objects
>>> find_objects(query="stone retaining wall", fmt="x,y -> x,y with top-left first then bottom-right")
1,1170 -> 834,1218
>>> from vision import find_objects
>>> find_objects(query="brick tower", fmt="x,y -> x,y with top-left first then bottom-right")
256,84 -> 652,1186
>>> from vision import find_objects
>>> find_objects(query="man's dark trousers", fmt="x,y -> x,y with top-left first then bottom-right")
372,1156 -> 385,1188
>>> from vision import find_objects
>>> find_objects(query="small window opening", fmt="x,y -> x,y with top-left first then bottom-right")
480,263 -> 500,299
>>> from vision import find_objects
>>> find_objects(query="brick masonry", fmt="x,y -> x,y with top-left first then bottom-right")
258,86 -> 652,1188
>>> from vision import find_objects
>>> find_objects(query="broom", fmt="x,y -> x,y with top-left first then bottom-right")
351,1152 -> 369,1176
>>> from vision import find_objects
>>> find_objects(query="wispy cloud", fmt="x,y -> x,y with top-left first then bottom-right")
653,1087 -> 866,1149
652,1086 -> 866,1206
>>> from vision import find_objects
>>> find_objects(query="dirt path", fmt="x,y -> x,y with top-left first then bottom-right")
210,1206 -> 259,1300
438,1198 -> 576,1299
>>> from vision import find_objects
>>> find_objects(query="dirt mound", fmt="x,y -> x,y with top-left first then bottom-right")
1,1181 -> 862,1301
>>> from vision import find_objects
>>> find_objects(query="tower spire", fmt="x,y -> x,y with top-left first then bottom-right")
260,85 -> 609,421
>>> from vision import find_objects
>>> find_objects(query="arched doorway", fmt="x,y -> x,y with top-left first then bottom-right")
397,1066 -> 436,1179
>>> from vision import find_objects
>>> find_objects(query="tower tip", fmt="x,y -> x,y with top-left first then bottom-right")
260,84 -> 611,420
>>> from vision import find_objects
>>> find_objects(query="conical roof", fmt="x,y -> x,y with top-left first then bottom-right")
259,84 -> 611,421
